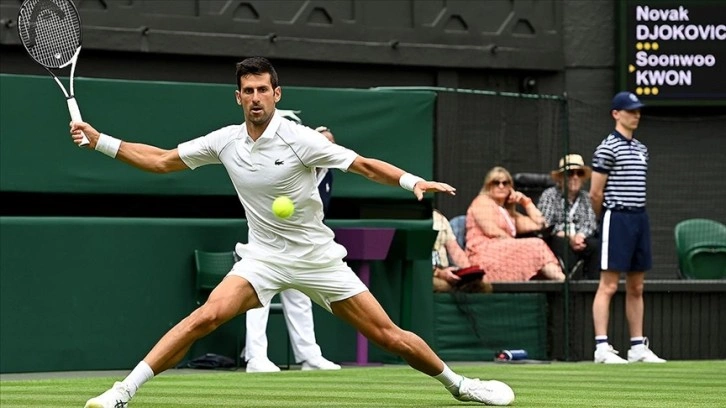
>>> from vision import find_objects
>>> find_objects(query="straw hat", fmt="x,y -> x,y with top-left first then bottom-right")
550,154 -> 592,180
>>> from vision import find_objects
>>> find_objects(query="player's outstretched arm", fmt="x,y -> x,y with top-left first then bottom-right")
348,155 -> 455,201
70,121 -> 188,174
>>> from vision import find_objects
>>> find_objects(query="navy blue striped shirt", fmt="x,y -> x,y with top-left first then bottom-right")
592,130 -> 648,209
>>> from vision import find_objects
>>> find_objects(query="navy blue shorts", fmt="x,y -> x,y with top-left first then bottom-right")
600,209 -> 652,272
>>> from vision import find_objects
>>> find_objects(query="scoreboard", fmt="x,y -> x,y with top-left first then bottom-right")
618,0 -> 726,106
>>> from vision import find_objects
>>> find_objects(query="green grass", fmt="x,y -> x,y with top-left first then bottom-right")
1,361 -> 725,407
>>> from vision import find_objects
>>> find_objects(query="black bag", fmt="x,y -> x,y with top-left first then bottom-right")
181,353 -> 236,370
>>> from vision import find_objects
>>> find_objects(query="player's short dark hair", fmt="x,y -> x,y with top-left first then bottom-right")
235,57 -> 279,90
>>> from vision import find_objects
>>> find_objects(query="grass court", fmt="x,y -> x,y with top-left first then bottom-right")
1,361 -> 723,407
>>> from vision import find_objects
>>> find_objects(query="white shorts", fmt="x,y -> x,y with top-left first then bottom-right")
228,256 -> 368,313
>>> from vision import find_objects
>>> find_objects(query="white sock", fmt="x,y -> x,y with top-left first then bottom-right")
630,337 -> 646,349
595,336 -> 609,349
122,361 -> 155,397
433,364 -> 464,395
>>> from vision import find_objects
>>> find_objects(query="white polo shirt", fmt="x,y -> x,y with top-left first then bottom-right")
178,110 -> 358,267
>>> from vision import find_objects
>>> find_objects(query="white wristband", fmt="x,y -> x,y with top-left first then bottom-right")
95,133 -> 122,158
399,172 -> 425,192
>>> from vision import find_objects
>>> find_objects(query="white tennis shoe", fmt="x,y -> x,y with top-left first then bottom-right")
245,357 -> 281,373
454,378 -> 515,406
628,339 -> 666,363
302,356 -> 341,371
594,345 -> 628,364
84,381 -> 132,408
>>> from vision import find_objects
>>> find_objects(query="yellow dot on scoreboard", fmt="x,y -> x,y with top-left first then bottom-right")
651,87 -> 659,95
644,43 -> 651,50
636,87 -> 643,95
636,42 -> 643,50
643,88 -> 651,95
652,42 -> 659,51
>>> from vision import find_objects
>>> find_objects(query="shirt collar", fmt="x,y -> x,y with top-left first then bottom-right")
259,109 -> 283,140
611,129 -> 632,143
244,109 -> 283,142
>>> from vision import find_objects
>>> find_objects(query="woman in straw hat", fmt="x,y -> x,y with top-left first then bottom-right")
538,154 -> 599,279
465,166 -> 565,282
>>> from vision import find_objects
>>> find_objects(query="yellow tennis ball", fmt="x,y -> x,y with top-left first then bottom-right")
272,196 -> 295,219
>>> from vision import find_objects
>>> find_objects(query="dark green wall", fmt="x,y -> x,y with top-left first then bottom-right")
433,293 -> 548,361
0,217 -> 435,373
0,74 -> 434,199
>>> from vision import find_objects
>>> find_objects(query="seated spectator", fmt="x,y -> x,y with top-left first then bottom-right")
538,154 -> 600,279
432,210 -> 492,293
466,166 -> 565,282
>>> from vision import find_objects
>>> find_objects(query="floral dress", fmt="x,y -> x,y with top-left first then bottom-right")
466,194 -> 558,282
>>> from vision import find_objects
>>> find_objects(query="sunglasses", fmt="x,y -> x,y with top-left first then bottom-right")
490,180 -> 511,187
565,169 -> 586,177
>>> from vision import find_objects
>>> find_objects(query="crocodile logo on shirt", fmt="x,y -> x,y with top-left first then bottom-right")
274,159 -> 284,165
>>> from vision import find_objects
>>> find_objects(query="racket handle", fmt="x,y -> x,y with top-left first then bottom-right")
67,97 -> 90,147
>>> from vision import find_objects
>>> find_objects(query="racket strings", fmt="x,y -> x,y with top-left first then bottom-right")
18,0 -> 81,68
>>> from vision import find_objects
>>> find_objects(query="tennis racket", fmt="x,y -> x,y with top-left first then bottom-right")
17,0 -> 89,146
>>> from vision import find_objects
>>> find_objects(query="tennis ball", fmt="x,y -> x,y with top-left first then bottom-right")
272,196 -> 295,219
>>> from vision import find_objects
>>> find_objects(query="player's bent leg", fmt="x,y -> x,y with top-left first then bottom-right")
85,276 -> 261,408
144,275 -> 261,372
330,292 -> 514,405
331,291 -> 440,374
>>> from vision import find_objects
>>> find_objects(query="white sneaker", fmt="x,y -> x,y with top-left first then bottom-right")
628,339 -> 666,363
245,357 -> 281,373
84,381 -> 132,408
594,345 -> 628,364
302,356 -> 341,371
454,378 -> 515,406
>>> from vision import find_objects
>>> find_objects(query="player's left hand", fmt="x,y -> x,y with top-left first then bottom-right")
413,181 -> 456,200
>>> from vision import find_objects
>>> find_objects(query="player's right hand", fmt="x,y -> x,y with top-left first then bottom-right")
70,121 -> 100,149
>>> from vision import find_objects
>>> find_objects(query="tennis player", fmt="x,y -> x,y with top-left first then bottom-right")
75,57 -> 514,407
242,110 -> 340,373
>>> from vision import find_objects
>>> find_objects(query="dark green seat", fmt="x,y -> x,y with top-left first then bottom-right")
193,250 -> 288,367
194,250 -> 236,297
674,219 -> 726,279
